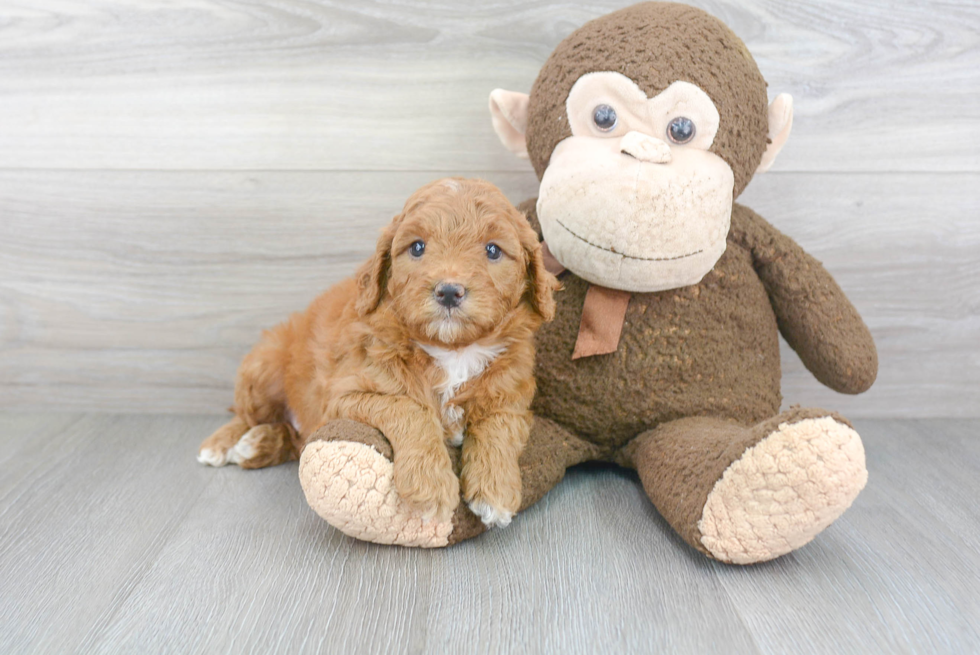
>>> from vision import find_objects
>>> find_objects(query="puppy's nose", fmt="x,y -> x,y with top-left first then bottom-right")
434,282 -> 466,309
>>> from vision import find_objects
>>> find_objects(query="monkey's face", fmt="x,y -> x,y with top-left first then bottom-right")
536,72 -> 734,293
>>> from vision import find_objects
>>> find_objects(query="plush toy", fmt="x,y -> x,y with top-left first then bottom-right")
298,1 -> 878,563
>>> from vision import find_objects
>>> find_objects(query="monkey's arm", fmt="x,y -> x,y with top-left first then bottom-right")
730,203 -> 877,394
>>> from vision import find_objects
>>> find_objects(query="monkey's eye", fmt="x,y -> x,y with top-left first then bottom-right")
667,116 -> 696,144
486,243 -> 502,261
409,240 -> 425,258
592,104 -> 618,132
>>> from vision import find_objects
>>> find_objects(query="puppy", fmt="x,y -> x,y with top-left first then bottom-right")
198,177 -> 559,526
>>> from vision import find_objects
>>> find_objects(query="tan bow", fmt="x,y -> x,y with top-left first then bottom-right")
541,242 -> 631,359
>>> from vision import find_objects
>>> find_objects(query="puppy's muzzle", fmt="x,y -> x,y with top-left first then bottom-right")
434,282 -> 466,309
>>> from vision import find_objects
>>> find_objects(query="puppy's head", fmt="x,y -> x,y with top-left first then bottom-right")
355,177 -> 559,345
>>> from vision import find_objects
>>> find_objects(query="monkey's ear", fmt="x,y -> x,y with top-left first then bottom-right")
354,216 -> 401,316
756,94 -> 794,174
489,89 -> 530,159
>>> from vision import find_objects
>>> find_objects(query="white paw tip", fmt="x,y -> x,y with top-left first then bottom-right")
468,500 -> 513,528
227,428 -> 259,464
197,448 -> 227,467
448,431 -> 464,447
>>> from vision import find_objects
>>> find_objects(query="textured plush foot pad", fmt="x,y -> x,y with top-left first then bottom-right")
299,440 -> 453,547
698,416 -> 867,564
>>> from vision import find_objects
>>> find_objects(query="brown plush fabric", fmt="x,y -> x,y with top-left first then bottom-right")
305,419 -> 394,460
518,200 -> 876,453
525,203 -> 783,450
525,1 -> 769,198
730,204 -> 878,394
475,5 -> 872,555
622,407 -> 850,556
447,502 -> 486,544
518,416 -> 601,510
509,196 -> 877,558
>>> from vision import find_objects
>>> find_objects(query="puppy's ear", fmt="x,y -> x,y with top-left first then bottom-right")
355,215 -> 401,316
517,214 -> 560,321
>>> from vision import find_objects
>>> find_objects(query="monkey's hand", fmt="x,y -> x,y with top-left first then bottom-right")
730,203 -> 878,394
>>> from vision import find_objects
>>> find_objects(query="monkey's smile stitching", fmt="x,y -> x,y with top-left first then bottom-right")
555,219 -> 704,262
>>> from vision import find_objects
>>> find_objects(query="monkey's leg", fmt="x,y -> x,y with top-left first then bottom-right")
622,408 -> 867,564
298,416 -> 597,547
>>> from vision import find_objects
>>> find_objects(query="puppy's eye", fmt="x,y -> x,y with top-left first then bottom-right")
592,104 -> 618,132
486,243 -> 502,261
667,116 -> 696,144
409,240 -> 425,258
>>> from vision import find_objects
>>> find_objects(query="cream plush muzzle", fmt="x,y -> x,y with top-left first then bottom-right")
536,135 -> 733,293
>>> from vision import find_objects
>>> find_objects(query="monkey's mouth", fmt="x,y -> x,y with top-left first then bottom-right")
555,219 -> 704,262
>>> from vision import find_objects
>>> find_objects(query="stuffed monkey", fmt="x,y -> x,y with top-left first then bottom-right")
298,2 -> 877,563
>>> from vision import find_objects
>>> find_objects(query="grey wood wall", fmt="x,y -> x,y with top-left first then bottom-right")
1,0 -> 977,417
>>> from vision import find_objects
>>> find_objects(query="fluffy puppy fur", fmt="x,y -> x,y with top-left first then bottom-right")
198,178 -> 559,526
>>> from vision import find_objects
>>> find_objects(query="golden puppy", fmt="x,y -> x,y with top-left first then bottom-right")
198,178 -> 559,526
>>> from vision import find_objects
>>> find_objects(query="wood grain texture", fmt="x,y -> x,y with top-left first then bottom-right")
739,173 -> 980,418
2,170 -> 976,416
1,3 -> 975,651
0,413 -> 977,654
716,420 -> 980,653
0,0 -> 977,172
0,414 -> 217,654
0,1 -> 976,415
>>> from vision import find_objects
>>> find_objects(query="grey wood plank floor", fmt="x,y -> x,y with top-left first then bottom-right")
1,413 -> 977,654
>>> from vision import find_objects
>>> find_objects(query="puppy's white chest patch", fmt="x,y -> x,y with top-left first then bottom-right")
419,342 -> 506,444
420,342 -> 506,401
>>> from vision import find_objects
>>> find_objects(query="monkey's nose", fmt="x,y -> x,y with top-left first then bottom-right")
620,131 -> 672,164
434,282 -> 466,309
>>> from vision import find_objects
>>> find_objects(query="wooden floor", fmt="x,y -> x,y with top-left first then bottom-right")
1,413 -> 977,654
2,3 -> 977,653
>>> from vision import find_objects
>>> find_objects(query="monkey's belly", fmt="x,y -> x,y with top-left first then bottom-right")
531,244 -> 782,452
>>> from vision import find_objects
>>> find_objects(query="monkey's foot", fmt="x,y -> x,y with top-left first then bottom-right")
298,420 -> 487,548
698,415 -> 867,564
299,439 -> 453,547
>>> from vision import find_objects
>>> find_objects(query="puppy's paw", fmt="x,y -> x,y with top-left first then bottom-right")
198,417 -> 250,467
444,405 -> 465,447
467,498 -> 514,528
197,447 -> 229,467
461,456 -> 521,529
197,427 -> 259,467
394,449 -> 460,524
447,430 -> 464,448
